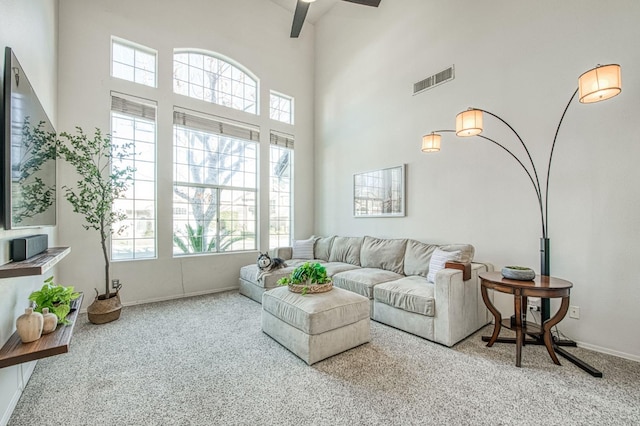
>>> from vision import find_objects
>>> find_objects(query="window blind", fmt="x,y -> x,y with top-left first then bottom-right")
111,94 -> 156,120
173,110 -> 259,142
270,130 -> 294,148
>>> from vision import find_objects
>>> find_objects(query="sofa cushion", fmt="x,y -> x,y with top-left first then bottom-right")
270,246 -> 292,261
314,236 -> 335,261
240,264 -> 294,289
426,248 -> 461,283
440,244 -> 475,263
332,268 -> 403,299
322,262 -> 361,276
292,237 -> 317,260
374,276 -> 435,317
403,239 -> 438,278
360,236 -> 407,274
328,236 -> 363,266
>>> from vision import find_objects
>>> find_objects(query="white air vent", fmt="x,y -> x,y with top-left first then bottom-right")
413,65 -> 455,95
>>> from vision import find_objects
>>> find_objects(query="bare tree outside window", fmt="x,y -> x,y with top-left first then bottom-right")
173,126 -> 257,255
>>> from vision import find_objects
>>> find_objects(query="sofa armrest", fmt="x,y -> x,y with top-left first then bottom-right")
433,262 -> 493,346
269,246 -> 293,261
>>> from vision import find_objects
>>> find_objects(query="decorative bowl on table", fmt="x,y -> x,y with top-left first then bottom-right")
501,266 -> 535,281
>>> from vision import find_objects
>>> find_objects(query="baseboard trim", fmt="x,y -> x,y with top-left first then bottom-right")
78,286 -> 240,313
574,340 -> 640,363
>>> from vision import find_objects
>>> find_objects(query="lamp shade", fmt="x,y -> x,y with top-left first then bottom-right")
422,133 -> 441,152
578,64 -> 621,104
456,109 -> 483,137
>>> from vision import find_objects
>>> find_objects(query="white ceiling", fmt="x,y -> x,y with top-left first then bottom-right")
269,0 -> 341,24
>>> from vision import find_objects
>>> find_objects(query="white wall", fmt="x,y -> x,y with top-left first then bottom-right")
0,0 -> 58,423
56,0 -> 315,306
314,0 -> 640,360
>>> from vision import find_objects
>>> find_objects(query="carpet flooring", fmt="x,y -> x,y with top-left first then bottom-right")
8,291 -> 640,425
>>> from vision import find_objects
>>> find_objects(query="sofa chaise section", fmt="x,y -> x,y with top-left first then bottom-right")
373,263 -> 493,347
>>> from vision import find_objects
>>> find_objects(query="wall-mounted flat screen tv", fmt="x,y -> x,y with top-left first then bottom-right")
1,47 -> 56,229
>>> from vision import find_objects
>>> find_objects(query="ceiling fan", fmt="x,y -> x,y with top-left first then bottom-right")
290,0 -> 381,38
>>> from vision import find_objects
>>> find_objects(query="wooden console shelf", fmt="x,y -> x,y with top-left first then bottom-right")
0,247 -> 70,279
0,293 -> 83,369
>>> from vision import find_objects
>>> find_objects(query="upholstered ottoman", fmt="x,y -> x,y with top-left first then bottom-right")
261,286 -> 370,365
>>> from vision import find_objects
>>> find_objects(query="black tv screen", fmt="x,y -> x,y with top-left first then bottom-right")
2,47 -> 56,229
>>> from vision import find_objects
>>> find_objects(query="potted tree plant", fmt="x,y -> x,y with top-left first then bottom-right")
57,127 -> 135,324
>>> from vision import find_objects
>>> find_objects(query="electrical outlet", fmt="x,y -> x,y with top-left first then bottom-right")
569,305 -> 580,319
528,297 -> 541,311
112,279 -> 121,290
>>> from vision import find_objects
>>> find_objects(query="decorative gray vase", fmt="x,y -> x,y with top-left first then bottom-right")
501,266 -> 535,281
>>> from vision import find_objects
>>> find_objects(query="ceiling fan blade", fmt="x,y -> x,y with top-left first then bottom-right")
342,0 -> 381,7
291,0 -> 311,38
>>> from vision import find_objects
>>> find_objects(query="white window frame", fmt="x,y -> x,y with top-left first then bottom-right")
111,36 -> 158,88
172,109 -> 259,256
173,49 -> 259,115
269,91 -> 294,125
110,93 -> 158,261
269,131 -> 294,249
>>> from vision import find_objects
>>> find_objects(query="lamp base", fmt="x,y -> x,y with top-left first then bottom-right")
480,334 -> 602,377
536,236 -> 602,377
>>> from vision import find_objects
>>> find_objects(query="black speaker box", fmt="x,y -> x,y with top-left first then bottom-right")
12,234 -> 49,262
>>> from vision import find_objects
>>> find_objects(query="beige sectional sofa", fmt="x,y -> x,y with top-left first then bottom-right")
239,236 -> 494,347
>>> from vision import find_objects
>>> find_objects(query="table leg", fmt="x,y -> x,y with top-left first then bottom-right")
543,296 -> 570,365
514,292 -> 523,367
521,295 -> 528,347
481,284 -> 502,347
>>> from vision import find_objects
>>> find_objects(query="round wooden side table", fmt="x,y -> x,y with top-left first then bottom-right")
479,271 -> 572,367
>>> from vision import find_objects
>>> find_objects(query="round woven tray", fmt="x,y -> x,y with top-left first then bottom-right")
288,281 -> 333,294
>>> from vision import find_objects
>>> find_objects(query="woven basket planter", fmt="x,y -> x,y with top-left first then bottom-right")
288,280 -> 333,294
87,292 -> 122,324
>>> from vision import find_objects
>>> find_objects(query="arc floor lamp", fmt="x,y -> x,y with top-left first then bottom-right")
422,64 -> 622,377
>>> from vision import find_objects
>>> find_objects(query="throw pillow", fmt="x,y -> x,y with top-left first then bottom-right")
426,248 -> 462,283
292,237 -> 316,259
313,236 -> 335,261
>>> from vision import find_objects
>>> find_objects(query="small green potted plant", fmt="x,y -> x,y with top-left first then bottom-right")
28,276 -> 81,325
277,262 -> 333,295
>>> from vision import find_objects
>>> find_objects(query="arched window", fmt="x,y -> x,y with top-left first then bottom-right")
173,50 -> 258,115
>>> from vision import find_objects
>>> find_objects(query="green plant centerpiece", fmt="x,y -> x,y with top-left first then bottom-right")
28,276 -> 81,325
57,127 -> 135,324
277,262 -> 333,295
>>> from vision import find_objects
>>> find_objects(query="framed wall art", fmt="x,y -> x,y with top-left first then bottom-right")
353,164 -> 405,218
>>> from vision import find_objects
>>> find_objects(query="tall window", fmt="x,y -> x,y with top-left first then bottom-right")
269,91 -> 294,125
110,95 -> 157,260
111,37 -> 157,87
269,132 -> 294,249
173,50 -> 258,115
173,110 -> 258,255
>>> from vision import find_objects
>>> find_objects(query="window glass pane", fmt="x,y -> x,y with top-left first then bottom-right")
173,50 -> 258,115
172,124 -> 257,256
112,239 -> 133,260
111,39 -> 156,88
110,106 -> 157,261
269,92 -> 294,125
113,43 -> 134,65
269,145 -> 293,249
174,80 -> 188,96
135,50 -> 155,71
113,62 -> 135,82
